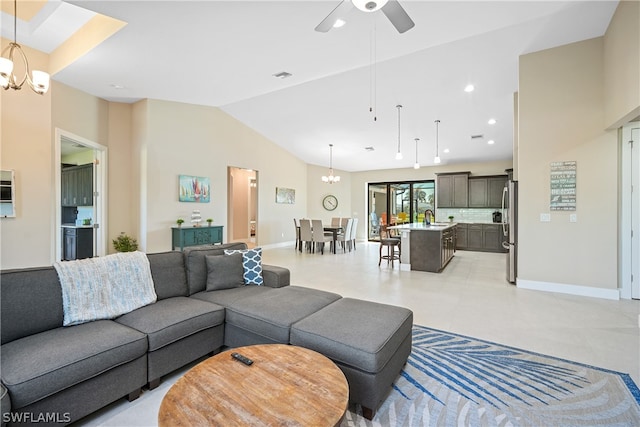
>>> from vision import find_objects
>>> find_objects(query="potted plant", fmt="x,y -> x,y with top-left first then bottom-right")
112,232 -> 138,252
176,218 -> 184,227
448,215 -> 455,222
206,218 -> 213,226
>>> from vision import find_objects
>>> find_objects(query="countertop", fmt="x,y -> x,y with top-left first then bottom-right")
388,222 -> 457,231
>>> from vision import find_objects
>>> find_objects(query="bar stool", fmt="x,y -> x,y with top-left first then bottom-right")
379,227 -> 401,267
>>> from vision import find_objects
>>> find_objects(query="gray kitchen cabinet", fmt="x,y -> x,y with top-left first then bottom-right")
468,178 -> 488,207
482,224 -> 503,252
436,173 -> 469,208
61,164 -> 93,207
466,224 -> 484,250
63,227 -> 93,260
488,176 -> 507,208
468,176 -> 507,208
457,223 -> 507,253
455,223 -> 468,249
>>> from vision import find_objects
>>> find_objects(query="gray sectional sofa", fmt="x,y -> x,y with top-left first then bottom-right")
1,243 -> 412,425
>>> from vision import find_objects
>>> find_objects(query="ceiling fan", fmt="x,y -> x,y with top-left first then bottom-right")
315,0 -> 415,34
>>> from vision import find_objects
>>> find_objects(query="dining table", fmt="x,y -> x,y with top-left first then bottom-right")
323,225 -> 343,254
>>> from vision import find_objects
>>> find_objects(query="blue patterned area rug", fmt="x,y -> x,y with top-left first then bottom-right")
343,325 -> 640,426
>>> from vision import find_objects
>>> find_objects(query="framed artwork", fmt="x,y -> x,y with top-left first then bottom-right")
179,175 -> 210,203
276,187 -> 295,204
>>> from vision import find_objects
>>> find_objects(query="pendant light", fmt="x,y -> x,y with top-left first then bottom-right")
433,119 -> 441,164
321,144 -> 341,184
0,0 -> 50,94
413,138 -> 420,169
395,105 -> 403,160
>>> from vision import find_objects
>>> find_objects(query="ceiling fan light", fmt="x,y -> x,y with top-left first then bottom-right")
352,0 -> 388,13
333,18 -> 346,28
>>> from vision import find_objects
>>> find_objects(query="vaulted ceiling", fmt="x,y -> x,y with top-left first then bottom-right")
1,1 -> 618,171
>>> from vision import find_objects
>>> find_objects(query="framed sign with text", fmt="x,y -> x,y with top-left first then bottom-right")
550,161 -> 576,211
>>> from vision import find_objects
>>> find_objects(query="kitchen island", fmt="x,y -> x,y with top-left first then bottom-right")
388,223 -> 457,273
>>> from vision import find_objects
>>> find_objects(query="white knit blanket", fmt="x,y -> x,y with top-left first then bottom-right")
54,251 -> 157,326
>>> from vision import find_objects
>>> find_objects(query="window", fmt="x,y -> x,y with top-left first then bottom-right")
367,180 -> 435,241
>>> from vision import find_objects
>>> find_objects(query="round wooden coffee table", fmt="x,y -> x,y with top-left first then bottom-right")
158,344 -> 349,426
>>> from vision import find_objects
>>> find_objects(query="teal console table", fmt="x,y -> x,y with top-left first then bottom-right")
172,225 -> 224,251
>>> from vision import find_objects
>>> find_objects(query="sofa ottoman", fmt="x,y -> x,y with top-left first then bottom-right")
223,286 -> 342,347
290,297 -> 413,420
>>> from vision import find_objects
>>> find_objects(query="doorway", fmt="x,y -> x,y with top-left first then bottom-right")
55,129 -> 107,260
621,122 -> 639,299
227,167 -> 258,247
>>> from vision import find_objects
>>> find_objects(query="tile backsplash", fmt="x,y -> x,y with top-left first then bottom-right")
436,208 -> 508,223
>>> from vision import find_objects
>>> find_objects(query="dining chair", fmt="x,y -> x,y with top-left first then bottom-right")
336,218 -> 353,252
299,219 -> 313,253
331,217 -> 341,226
311,219 -> 333,254
293,218 -> 300,250
349,217 -> 358,251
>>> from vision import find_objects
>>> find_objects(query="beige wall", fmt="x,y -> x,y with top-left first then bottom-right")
0,41 -> 52,269
306,164 -> 352,225
107,102 -> 134,248
518,38 -> 618,292
604,0 -> 640,129
133,99 -> 308,253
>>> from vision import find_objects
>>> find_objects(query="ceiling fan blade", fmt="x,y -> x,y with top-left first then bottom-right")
381,0 -> 415,33
315,1 -> 354,33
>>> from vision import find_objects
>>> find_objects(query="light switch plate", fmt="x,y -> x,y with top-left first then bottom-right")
540,213 -> 551,222
569,214 -> 577,223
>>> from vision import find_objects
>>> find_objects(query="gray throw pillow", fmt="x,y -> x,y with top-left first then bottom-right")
205,253 -> 245,291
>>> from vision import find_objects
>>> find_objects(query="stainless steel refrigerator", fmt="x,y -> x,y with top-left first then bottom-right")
502,178 -> 517,283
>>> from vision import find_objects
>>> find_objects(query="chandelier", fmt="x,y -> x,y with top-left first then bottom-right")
0,0 -> 50,95
321,144 -> 341,184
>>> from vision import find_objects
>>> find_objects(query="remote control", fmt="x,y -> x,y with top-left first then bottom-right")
231,352 -> 253,366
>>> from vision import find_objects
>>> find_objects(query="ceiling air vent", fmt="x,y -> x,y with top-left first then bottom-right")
471,134 -> 484,140
364,146 -> 375,152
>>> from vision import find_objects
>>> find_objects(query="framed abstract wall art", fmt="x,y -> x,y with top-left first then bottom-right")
275,187 -> 295,204
179,175 -> 210,203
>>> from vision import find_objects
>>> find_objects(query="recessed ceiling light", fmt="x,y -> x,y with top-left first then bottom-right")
464,84 -> 475,93
487,140 -> 495,145
488,118 -> 496,125
110,84 -> 125,90
443,148 -> 450,153
333,19 -> 346,28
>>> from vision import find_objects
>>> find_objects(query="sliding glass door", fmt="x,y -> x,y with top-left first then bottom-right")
367,180 -> 435,241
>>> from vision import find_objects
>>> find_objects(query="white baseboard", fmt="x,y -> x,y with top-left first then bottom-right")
517,279 -> 620,300
260,241 -> 294,250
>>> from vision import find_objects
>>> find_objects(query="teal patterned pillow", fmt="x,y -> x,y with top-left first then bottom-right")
223,247 -> 263,285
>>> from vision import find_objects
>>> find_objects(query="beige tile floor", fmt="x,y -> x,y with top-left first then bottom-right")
78,241 -> 640,426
